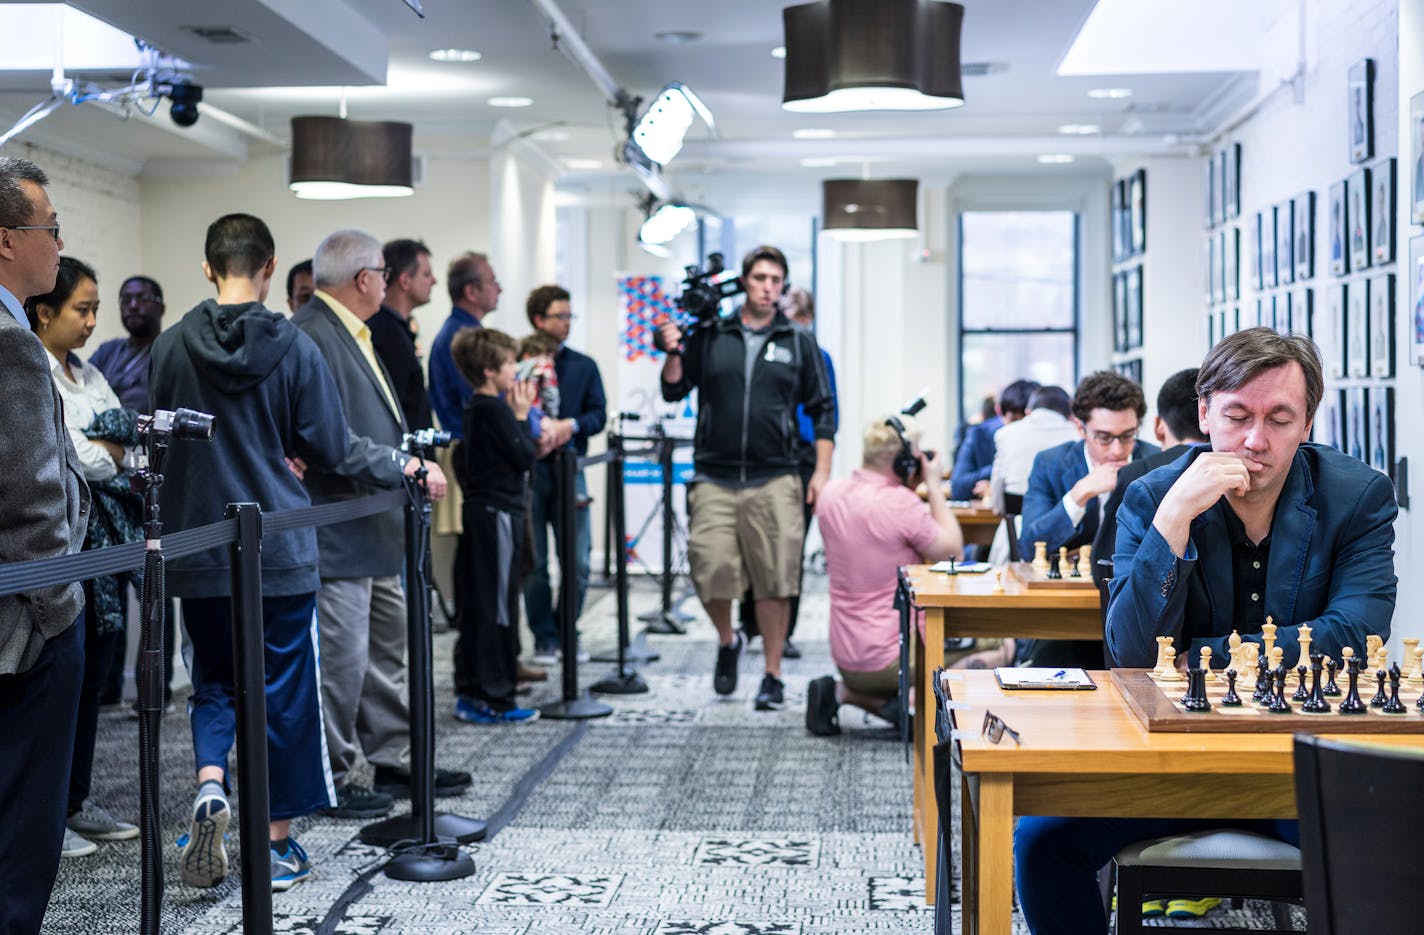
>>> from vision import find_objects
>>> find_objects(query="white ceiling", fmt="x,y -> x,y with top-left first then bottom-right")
0,0 -> 1259,185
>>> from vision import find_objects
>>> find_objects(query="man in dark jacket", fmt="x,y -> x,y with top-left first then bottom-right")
149,213 -> 347,893
369,238 -> 434,431
657,245 -> 835,710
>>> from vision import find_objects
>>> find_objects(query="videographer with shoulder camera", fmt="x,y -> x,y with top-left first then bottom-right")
657,245 -> 834,711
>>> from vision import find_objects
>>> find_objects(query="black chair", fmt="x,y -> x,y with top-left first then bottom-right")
1001,492 -> 1023,563
1294,735 -> 1424,934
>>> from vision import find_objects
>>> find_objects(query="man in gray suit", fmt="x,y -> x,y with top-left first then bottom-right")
0,156 -> 88,934
293,229 -> 469,816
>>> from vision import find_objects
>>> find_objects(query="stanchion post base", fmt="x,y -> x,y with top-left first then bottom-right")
359,812 -> 487,847
539,694 -> 614,720
382,845 -> 476,882
590,671 -> 649,695
590,643 -> 661,664
639,611 -> 690,635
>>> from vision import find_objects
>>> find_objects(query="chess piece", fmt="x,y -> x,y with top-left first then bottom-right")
1301,651 -> 1331,714
1253,649 -> 1273,703
1366,634 -> 1384,670
1375,646 -> 1389,675
1411,644 -> 1424,687
1403,638 -> 1420,679
1075,544 -> 1092,578
992,571 -> 1005,594
1370,669 -> 1388,708
1153,637 -> 1171,677
1292,664 -> 1310,701
1159,646 -> 1183,682
1339,655 -> 1367,714
1297,622 -> 1312,667
1323,656 -> 1341,697
1032,541 -> 1049,572
1047,548 -> 1063,580
1198,646 -> 1215,681
1227,630 -> 1243,675
1262,618 -> 1277,661
1268,666 -> 1293,713
1183,666 -> 1212,712
946,557 -> 958,575
1383,663 -> 1407,714
1221,668 -> 1243,706
1238,643 -> 1258,693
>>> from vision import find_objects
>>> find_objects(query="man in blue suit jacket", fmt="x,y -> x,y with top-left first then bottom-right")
1015,329 -> 1398,935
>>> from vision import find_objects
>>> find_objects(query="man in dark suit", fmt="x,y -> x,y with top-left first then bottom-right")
0,155 -> 87,935
1091,368 -> 1206,584
293,229 -> 468,817
1017,328 -> 1397,935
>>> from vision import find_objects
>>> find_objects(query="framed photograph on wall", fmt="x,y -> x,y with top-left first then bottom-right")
1411,235 -> 1424,365
1371,157 -> 1396,265
1347,280 -> 1369,377
1368,386 -> 1394,477
1324,283 -> 1346,379
1224,227 -> 1239,301
1111,181 -> 1125,261
1315,389 -> 1344,451
1262,207 -> 1278,289
1293,191 -> 1315,281
1329,180 -> 1349,275
1298,288 -> 1314,337
1227,306 -> 1238,335
1207,312 -> 1217,349
1277,199 -> 1295,285
1348,167 -> 1372,272
1223,142 -> 1241,220
1348,58 -> 1374,165
1205,156 -> 1219,228
1130,169 -> 1147,255
1346,387 -> 1367,463
1127,266 -> 1143,350
1114,272 -> 1128,353
1369,274 -> 1395,378
1412,92 -> 1424,224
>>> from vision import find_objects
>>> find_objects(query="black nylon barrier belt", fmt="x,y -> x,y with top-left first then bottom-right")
577,450 -> 616,470
0,487 -> 410,598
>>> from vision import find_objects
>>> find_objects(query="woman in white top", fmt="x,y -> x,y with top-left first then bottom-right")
26,256 -> 140,857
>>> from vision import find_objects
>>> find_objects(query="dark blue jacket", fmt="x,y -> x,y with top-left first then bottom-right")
429,307 -> 480,438
552,344 -> 607,456
1106,443 -> 1397,668
1019,438 -> 1159,557
149,300 -> 349,598
950,415 -> 1002,500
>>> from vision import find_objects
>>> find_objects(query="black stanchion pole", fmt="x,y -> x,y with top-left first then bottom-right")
599,449 -> 614,584
136,469 -> 167,935
541,448 -> 612,720
227,503 -> 273,934
591,436 -> 648,694
641,434 -> 691,635
362,459 -> 484,865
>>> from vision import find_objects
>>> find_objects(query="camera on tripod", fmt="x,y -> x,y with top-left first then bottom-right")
137,407 -> 215,442
402,428 -> 453,458
676,252 -> 745,321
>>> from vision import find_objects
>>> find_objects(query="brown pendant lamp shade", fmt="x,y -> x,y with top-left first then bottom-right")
823,179 -> 918,240
289,116 -> 414,200
783,0 -> 964,112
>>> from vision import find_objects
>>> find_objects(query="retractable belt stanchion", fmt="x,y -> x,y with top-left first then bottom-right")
540,447 -> 613,720
362,442 -> 484,871
639,432 -> 693,635
590,436 -> 648,695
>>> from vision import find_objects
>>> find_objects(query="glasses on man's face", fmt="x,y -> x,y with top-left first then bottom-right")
981,709 -> 1022,746
6,224 -> 60,242
543,312 -> 575,322
358,266 -> 392,285
1087,429 -> 1139,447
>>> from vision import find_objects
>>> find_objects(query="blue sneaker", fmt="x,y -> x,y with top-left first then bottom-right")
498,705 -> 540,724
455,696 -> 540,724
270,838 -> 313,892
179,786 -> 230,888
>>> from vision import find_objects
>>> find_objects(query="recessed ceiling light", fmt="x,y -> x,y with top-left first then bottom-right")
655,30 -> 702,44
1087,87 -> 1133,99
1037,154 -> 1076,164
793,128 -> 836,140
800,157 -> 839,168
1058,123 -> 1099,135
771,46 -> 787,59
488,96 -> 533,108
563,158 -> 602,170
429,48 -> 481,62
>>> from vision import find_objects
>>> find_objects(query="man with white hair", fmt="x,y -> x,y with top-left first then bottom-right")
292,229 -> 467,819
806,415 -> 963,735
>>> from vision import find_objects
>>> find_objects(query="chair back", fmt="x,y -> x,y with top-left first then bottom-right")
1294,735 -> 1424,933
1001,493 -> 1024,563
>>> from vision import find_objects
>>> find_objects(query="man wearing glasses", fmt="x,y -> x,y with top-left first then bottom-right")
1017,370 -> 1157,667
523,284 -> 607,665
292,230 -> 464,820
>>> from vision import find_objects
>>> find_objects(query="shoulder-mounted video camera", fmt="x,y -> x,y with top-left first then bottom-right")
677,252 -> 745,321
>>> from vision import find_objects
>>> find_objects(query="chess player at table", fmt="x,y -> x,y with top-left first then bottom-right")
1014,328 -> 1398,935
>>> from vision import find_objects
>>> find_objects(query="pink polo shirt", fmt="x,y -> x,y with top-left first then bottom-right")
817,468 -> 943,673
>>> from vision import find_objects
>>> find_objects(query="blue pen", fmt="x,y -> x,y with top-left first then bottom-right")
1051,670 -> 1067,680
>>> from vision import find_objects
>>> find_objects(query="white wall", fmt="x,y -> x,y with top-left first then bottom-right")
1395,0 -> 1423,643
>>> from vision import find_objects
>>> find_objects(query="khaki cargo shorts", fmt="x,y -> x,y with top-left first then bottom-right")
687,473 -> 804,602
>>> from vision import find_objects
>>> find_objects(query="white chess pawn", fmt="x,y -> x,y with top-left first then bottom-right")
1410,645 -> 1424,687
1076,544 -> 1093,578
1160,646 -> 1183,682
1200,646 -> 1216,681
992,571 -> 1005,594
1153,636 -> 1170,677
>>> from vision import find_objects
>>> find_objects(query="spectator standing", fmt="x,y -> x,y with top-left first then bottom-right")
950,379 -> 1038,501
370,238 -> 435,431
88,275 -> 163,412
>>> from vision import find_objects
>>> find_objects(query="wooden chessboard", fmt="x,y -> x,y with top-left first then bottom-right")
1113,668 -> 1424,734
1006,561 -> 1097,590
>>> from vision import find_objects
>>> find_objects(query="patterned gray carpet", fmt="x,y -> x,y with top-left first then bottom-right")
42,573 -> 1302,933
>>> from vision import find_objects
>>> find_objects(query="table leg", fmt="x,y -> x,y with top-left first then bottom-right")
920,607 -> 944,902
960,770 -> 978,934
975,773 -> 1014,935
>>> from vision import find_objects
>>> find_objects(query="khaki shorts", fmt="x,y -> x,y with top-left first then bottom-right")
687,474 -> 804,601
839,660 -> 901,697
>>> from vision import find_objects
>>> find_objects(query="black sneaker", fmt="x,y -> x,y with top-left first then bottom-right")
805,675 -> 841,736
782,638 -> 802,660
754,674 -> 786,711
373,765 -> 473,799
320,783 -> 393,819
714,632 -> 744,696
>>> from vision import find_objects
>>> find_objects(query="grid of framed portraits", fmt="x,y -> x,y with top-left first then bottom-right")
1113,357 -> 1142,386
1316,386 -> 1393,476
1251,193 -> 1318,291
1204,142 -> 1241,228
1411,92 -> 1424,225
1113,265 -> 1143,353
1112,169 -> 1147,262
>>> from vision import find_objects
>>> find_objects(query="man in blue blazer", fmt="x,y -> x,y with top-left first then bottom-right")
1015,328 -> 1398,935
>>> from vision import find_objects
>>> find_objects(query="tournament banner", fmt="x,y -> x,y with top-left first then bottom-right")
617,274 -> 695,575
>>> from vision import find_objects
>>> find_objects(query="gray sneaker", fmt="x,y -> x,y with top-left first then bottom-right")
180,786 -> 230,888
67,801 -> 139,841
61,827 -> 97,858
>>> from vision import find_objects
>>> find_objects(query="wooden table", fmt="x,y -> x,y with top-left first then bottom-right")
904,565 -> 1101,903
944,669 -> 1424,934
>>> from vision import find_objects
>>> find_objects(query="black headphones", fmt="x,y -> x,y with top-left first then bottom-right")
885,416 -> 917,482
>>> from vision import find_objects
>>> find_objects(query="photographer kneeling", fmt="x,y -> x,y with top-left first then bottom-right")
807,416 -> 965,736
